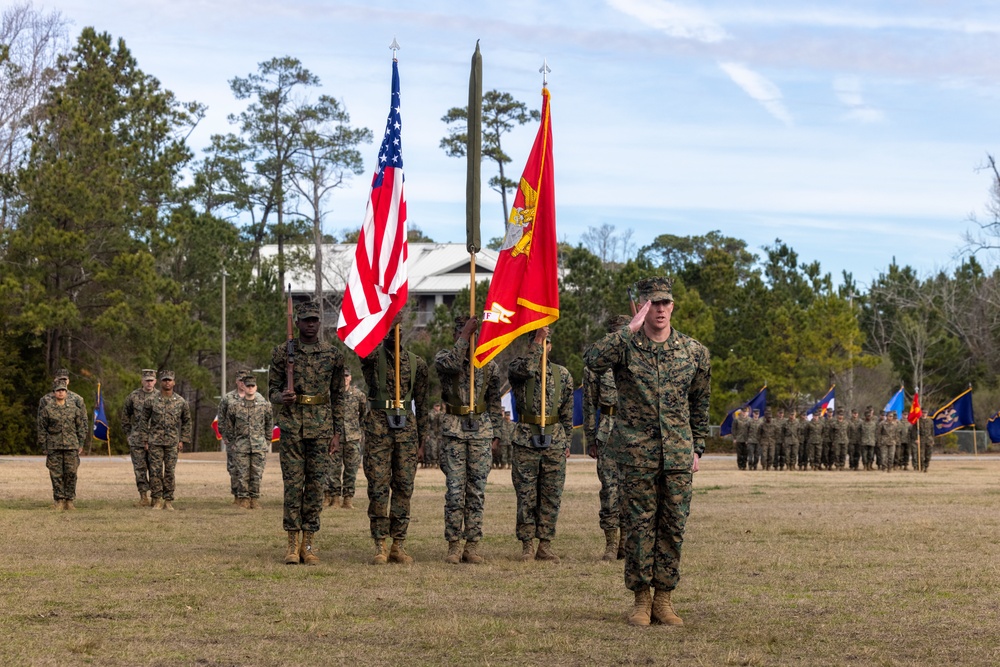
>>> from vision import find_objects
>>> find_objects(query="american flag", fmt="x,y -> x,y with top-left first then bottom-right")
337,59 -> 408,356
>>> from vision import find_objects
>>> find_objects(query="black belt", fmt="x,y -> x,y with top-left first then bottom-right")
600,405 -> 616,416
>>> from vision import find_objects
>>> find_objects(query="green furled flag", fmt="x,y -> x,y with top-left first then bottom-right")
466,40 -> 482,254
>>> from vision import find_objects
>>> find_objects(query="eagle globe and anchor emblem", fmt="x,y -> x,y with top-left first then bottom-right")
483,176 -> 537,325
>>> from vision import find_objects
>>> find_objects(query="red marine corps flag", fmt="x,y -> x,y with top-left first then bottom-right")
338,51 -> 408,357
474,81 -> 558,367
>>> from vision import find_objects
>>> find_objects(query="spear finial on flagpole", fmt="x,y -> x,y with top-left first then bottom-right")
390,37 -> 401,61
539,59 -> 551,87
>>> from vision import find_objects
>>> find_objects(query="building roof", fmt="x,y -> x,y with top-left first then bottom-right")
258,243 -> 499,296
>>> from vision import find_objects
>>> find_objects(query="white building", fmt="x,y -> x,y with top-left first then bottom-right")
258,242 -> 500,327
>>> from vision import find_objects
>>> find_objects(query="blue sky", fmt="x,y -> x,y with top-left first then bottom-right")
39,0 -> 1000,285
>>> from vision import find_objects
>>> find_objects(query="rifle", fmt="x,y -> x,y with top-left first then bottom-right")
285,284 -> 295,394
627,287 -> 638,316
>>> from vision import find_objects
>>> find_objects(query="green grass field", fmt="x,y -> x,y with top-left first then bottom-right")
2,452 -> 999,666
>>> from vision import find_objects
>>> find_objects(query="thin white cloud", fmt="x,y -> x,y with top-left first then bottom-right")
714,6 -> 1000,36
606,0 -> 728,43
833,76 -> 884,123
718,61 -> 792,124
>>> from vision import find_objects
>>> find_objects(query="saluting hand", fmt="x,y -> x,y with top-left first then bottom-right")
629,301 -> 650,333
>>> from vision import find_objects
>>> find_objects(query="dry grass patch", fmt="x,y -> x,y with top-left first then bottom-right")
2,454 -> 1000,665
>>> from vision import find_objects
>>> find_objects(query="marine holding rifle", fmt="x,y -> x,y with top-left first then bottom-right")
359,312 -> 429,565
434,316 -> 503,565
269,299 -> 345,565
508,325 -> 574,564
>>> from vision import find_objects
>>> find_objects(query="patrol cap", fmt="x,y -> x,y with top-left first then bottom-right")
296,300 -> 321,320
635,277 -> 673,303
160,370 -> 176,381
835,408 -> 844,416
141,369 -> 157,380
53,379 -> 68,390
54,368 -> 70,381
242,374 -> 257,387
344,369 -> 352,376
237,370 -> 256,384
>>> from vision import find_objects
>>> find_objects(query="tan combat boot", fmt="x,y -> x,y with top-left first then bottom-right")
233,495 -> 240,506
331,495 -> 342,509
371,538 -> 388,565
341,496 -> 354,510
444,540 -> 462,565
462,540 -> 484,564
651,589 -> 683,626
238,498 -> 251,509
627,588 -> 653,627
151,498 -> 164,510
52,500 -> 63,510
249,498 -> 261,509
535,539 -> 560,563
300,532 -> 320,565
520,539 -> 535,562
136,491 -> 150,507
602,529 -> 618,562
284,531 -> 301,564
164,501 -> 175,511
388,539 -> 414,564
64,500 -> 76,511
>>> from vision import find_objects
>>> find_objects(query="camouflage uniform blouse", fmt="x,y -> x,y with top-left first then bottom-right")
140,393 -> 193,447
121,388 -> 155,448
584,325 -> 711,471
38,401 -> 88,451
268,339 -> 345,440
342,385 -> 368,442
224,393 -> 274,453
508,342 -> 575,449
434,337 -> 503,442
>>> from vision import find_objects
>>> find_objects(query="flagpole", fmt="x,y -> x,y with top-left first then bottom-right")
394,323 -> 402,411
469,258 -> 476,414
466,41 -> 482,417
540,338 -> 548,432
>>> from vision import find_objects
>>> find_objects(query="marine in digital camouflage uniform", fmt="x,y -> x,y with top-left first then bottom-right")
896,412 -> 911,470
584,277 -> 710,627
746,409 -> 762,470
878,411 -> 901,472
732,409 -> 749,471
831,409 -> 850,470
423,403 -> 444,467
859,407 -> 878,471
38,368 -> 87,416
121,369 -> 157,506
584,314 -> 631,561
758,410 -> 778,471
847,409 -> 862,470
327,369 -> 366,509
217,372 -> 248,504
223,371 -> 273,508
359,316 -> 429,565
508,325 -> 574,564
781,410 -> 800,472
499,410 -> 515,469
912,415 -> 934,472
435,316 -> 503,565
38,379 -> 87,510
269,300 -> 345,565
820,410 -> 834,470
805,412 -> 824,470
140,370 -> 192,510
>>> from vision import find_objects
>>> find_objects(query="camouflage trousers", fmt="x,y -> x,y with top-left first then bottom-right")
440,436 -> 492,542
226,445 -> 237,496
327,438 -> 361,498
596,447 -> 624,531
232,450 -> 266,498
364,434 -> 418,540
148,444 -> 179,501
511,444 -> 566,542
896,443 -> 911,468
747,442 -> 760,469
279,437 -> 329,533
911,442 -> 931,471
735,441 -> 748,470
808,442 -> 823,469
46,449 -> 80,501
422,438 -> 439,466
784,442 -> 799,470
862,445 -> 876,468
879,444 -> 896,471
761,441 -> 776,469
621,465 -> 692,593
833,442 -> 848,469
849,443 -> 862,469
129,445 -> 151,494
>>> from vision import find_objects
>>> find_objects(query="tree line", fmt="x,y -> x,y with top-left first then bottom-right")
3,6 -> 999,454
